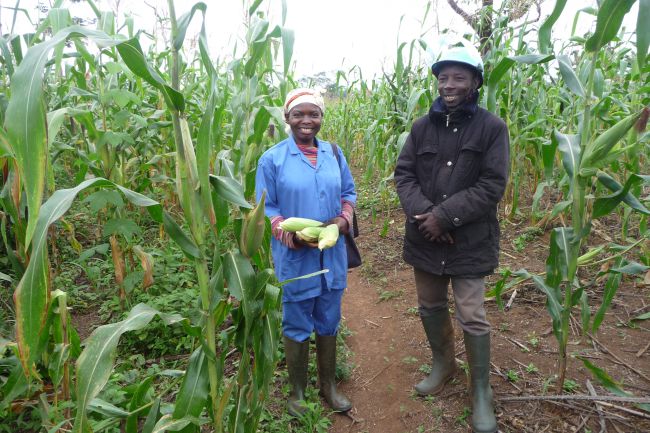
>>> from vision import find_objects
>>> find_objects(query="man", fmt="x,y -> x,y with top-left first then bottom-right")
394,45 -> 509,433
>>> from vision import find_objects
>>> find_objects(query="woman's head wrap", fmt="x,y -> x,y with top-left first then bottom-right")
284,88 -> 325,114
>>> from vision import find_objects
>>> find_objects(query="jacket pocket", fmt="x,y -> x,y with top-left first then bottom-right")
454,140 -> 483,187
455,220 -> 492,253
415,142 -> 439,191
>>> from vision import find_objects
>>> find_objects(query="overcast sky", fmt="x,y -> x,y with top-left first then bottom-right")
0,0 -> 639,77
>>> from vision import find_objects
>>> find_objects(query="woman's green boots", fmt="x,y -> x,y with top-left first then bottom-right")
464,332 -> 497,433
316,335 -> 352,412
283,336 -> 309,417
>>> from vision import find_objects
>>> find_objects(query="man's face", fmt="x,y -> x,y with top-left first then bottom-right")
437,64 -> 479,111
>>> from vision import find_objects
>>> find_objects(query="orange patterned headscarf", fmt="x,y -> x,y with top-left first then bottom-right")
284,88 -> 325,114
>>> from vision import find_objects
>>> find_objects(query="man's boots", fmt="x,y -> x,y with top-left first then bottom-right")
315,335 -> 352,412
464,332 -> 497,433
415,309 -> 457,395
283,336 -> 309,417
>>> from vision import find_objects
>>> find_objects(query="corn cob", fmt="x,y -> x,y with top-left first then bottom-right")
296,226 -> 323,242
279,217 -> 323,232
318,224 -> 339,250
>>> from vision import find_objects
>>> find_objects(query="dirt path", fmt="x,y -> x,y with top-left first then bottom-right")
328,210 -> 650,433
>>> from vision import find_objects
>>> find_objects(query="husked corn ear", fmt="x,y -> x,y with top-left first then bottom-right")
297,226 -> 323,242
318,224 -> 339,250
279,217 -> 323,232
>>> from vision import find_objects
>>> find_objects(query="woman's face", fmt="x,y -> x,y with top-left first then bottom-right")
285,102 -> 322,144
437,64 -> 479,111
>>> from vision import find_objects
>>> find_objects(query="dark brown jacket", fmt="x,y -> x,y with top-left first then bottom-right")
394,94 -> 509,276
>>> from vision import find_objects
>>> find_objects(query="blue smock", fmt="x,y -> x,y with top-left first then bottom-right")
255,136 -> 357,302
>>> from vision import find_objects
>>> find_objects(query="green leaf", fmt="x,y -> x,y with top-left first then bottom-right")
83,190 -> 125,212
633,311 -> 650,321
637,0 -> 650,68
611,261 -> 650,275
278,269 -> 329,285
127,377 -> 153,433
173,3 -> 207,51
577,356 -> 628,396
542,136 -> 558,179
585,0 -> 636,52
88,398 -> 130,418
3,25 -> 118,247
0,364 -> 28,412
530,274 -> 562,327
546,227 -> 577,287
73,303 -> 184,433
223,251 -> 255,303
116,38 -> 184,112
172,347 -> 209,421
209,175 -> 252,209
142,398 -> 161,433
539,0 -> 568,53
103,218 -> 142,241
557,55 -> 585,97
47,343 -> 70,388
592,257 -> 624,332
553,131 -> 580,179
151,415 -> 193,433
281,28 -> 295,75
595,173 -> 650,217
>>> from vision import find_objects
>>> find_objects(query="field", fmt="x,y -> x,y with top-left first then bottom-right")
0,0 -> 649,432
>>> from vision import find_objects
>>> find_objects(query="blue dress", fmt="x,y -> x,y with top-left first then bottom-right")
255,135 -> 357,303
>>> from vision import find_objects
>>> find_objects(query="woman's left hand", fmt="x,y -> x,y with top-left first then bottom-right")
325,216 -> 349,235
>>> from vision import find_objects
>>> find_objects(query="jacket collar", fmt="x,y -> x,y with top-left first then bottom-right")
428,90 -> 479,125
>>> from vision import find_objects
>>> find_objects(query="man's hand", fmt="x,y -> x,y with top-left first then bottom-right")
434,233 -> 454,244
413,212 -> 445,242
325,216 -> 349,235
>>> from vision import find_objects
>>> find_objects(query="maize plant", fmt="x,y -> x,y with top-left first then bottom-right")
511,0 -> 649,390
0,1 -> 293,431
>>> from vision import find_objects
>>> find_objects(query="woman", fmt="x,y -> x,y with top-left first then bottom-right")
255,88 -> 356,416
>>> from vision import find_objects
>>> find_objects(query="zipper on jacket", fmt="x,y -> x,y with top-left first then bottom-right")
446,114 -> 450,127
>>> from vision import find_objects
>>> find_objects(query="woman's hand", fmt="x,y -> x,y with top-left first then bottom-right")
293,233 -> 320,248
325,216 -> 349,235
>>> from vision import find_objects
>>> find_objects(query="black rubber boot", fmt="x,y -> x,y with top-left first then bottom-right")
315,335 -> 352,412
283,336 -> 309,417
415,309 -> 457,395
464,332 -> 497,433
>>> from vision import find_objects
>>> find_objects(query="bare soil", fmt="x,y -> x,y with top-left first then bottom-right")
328,208 -> 650,433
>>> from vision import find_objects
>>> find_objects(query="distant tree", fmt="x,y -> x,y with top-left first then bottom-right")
446,0 -> 542,53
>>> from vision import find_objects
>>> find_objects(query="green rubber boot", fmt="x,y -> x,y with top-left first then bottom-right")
464,332 -> 497,433
415,309 -> 457,395
283,336 -> 309,417
315,335 -> 352,412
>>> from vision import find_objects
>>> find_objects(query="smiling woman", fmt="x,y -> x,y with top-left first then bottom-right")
255,87 -> 358,416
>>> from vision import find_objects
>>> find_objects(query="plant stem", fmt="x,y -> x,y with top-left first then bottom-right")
166,0 -> 220,427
